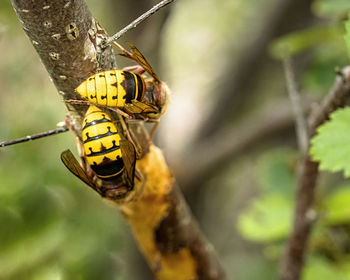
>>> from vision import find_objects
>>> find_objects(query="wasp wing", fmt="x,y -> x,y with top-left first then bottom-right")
120,139 -> 136,187
126,41 -> 160,83
61,149 -> 95,188
124,100 -> 159,115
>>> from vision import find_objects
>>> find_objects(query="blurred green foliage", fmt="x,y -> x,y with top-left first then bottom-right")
238,149 -> 296,243
269,26 -> 342,60
344,13 -> 350,58
237,2 -> 350,278
312,0 -> 350,18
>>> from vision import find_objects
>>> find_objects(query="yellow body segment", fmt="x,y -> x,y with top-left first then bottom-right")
82,106 -> 124,179
75,70 -> 146,109
105,70 -> 118,107
86,76 -> 96,103
95,72 -> 107,106
116,71 -> 127,107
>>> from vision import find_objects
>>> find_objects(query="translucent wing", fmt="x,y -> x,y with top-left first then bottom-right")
126,41 -> 160,83
61,149 -> 95,188
124,100 -> 159,115
120,139 -> 136,187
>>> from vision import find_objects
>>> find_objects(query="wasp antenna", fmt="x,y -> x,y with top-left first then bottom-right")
0,126 -> 68,148
103,0 -> 174,47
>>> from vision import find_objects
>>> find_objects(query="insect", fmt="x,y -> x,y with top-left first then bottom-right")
61,105 -> 137,198
73,42 -> 170,121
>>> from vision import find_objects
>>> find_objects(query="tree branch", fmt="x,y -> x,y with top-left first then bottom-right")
282,55 -> 309,154
11,0 -> 226,278
279,66 -> 350,280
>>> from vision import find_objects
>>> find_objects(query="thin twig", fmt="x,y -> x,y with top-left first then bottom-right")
103,0 -> 174,47
279,66 -> 350,280
282,54 -> 309,154
0,126 -> 68,148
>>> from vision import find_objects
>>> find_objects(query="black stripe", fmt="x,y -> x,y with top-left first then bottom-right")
83,115 -> 111,129
83,127 -> 118,143
121,71 -> 136,103
136,74 -> 144,101
86,141 -> 120,157
91,157 -> 124,177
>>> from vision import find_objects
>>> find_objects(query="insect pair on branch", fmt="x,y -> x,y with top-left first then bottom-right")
1,41 -> 170,200
62,41 -> 170,200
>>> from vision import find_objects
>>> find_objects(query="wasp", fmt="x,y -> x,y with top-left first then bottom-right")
61,105 -> 138,199
73,42 -> 170,121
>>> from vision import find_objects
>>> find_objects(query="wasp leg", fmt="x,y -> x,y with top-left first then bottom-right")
64,99 -> 90,105
117,114 -> 143,158
65,114 -> 96,180
125,116 -> 159,137
122,65 -> 145,75
113,41 -> 135,60
119,169 -> 145,203
103,181 -> 130,200
150,119 -> 160,137
133,168 -> 145,200
106,106 -> 131,119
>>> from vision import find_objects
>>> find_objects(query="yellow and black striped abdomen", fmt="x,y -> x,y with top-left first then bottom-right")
82,106 -> 124,179
76,70 -> 145,108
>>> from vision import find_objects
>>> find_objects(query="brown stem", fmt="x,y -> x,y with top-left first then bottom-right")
279,66 -> 350,280
0,126 -> 68,147
282,55 -> 309,154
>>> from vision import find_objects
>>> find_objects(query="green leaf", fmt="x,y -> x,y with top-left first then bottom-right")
237,194 -> 292,242
312,0 -> 350,18
269,26 -> 341,59
344,13 -> 350,59
301,43 -> 348,93
310,108 -> 350,177
256,148 -> 296,195
303,256 -> 349,280
322,184 -> 350,225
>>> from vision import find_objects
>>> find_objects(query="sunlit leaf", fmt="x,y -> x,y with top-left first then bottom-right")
322,184 -> 350,225
310,108 -> 350,177
237,194 -> 292,242
303,257 -> 349,280
302,42 -> 347,93
269,26 -> 341,59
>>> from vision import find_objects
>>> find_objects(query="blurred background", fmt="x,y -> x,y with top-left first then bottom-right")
1,0 -> 350,279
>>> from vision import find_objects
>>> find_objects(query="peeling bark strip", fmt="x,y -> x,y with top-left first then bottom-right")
11,0 -> 226,279
279,67 -> 350,280
120,146 -> 226,280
